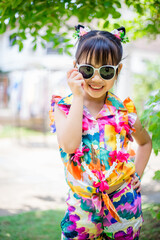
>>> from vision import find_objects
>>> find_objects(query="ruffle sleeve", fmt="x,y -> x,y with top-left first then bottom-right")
49,95 -> 62,133
49,94 -> 72,133
123,97 -> 137,141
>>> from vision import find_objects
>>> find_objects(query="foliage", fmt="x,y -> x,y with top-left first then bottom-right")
153,170 -> 160,181
140,204 -> 160,239
141,89 -> 160,181
121,0 -> 160,40
141,89 -> 160,156
0,0 -> 160,52
133,60 -> 160,181
133,60 -> 160,114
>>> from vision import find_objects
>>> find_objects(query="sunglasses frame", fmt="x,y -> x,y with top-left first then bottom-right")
77,63 -> 120,80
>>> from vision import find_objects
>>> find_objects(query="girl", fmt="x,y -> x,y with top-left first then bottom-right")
49,25 -> 152,240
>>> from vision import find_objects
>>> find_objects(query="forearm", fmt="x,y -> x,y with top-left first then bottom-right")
56,95 -> 84,153
134,139 -> 152,178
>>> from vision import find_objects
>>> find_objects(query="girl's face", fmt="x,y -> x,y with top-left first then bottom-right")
77,57 -> 122,102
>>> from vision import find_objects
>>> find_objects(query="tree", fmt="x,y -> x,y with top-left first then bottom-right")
0,0 -> 159,52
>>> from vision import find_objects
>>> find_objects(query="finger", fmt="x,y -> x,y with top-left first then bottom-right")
135,184 -> 141,193
131,177 -> 137,185
131,176 -> 139,184
74,79 -> 85,85
136,186 -> 141,193
69,70 -> 80,79
67,68 -> 78,78
133,181 -> 141,189
73,72 -> 84,80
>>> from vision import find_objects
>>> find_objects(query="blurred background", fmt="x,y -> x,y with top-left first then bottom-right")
0,1 -> 160,239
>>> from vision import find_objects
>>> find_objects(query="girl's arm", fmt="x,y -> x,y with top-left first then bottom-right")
54,68 -> 85,154
54,95 -> 84,153
132,117 -> 152,177
131,116 -> 152,192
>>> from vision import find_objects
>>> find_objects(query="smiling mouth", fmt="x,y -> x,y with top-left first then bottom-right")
89,85 -> 104,90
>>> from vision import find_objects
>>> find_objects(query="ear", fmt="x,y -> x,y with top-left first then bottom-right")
118,63 -> 123,74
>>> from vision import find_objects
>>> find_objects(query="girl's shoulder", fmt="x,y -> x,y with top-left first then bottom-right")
106,91 -> 137,114
49,93 -> 73,133
51,93 -> 73,106
123,97 -> 137,114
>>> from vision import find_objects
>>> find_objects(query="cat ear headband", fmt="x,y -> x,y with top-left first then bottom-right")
73,24 -> 91,39
73,25 -> 129,43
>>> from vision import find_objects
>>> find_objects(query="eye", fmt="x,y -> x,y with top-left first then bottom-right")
86,66 -> 92,72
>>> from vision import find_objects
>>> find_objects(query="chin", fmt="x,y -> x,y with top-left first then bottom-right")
86,89 -> 107,99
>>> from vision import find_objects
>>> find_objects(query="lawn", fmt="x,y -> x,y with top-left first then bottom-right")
0,204 -> 160,240
0,125 -> 44,138
0,210 -> 64,240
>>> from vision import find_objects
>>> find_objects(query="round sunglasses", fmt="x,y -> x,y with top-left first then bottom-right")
77,64 -> 119,80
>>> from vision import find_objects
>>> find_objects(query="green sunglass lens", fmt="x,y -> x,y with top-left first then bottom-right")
79,66 -> 94,79
100,67 -> 115,80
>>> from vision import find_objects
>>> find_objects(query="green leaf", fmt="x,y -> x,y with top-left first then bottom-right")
0,22 -> 6,34
112,10 -> 121,19
11,39 -> 17,46
18,31 -> 27,40
103,20 -> 109,29
65,50 -> 72,56
11,0 -> 24,8
33,43 -> 37,51
63,38 -> 70,43
58,48 -> 63,54
17,40 -> 23,52
114,1 -> 121,8
153,170 -> 160,181
113,23 -> 120,29
66,44 -> 74,49
157,211 -> 160,220
41,42 -> 46,49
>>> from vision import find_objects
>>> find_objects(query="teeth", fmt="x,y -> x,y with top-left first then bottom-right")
90,85 -> 103,89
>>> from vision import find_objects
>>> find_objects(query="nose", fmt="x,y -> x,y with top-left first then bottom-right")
91,70 -> 103,81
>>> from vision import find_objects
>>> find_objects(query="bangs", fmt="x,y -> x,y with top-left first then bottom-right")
76,37 -> 121,66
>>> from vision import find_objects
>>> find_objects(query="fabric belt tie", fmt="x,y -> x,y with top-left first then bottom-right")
91,178 -> 131,223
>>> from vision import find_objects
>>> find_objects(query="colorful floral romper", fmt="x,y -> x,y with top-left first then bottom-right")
49,91 -> 143,240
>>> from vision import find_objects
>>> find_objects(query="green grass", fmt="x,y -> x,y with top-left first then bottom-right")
140,204 -> 160,240
0,210 -> 64,240
0,125 -> 46,138
0,204 -> 159,240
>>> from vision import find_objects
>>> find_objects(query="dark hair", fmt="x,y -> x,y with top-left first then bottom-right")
75,26 -> 125,67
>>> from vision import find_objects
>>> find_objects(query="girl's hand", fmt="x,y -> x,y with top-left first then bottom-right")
131,173 -> 141,193
67,68 -> 85,96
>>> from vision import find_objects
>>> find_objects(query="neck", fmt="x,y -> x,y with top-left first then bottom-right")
84,92 -> 108,105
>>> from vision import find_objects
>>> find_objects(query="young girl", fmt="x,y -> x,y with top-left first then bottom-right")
49,25 -> 152,240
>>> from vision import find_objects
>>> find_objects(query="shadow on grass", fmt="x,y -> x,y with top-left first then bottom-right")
0,204 -> 160,240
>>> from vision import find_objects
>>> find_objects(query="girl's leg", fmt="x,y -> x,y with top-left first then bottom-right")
103,181 -> 143,240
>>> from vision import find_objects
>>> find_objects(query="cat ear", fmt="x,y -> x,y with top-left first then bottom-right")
117,26 -> 126,36
75,24 -> 85,31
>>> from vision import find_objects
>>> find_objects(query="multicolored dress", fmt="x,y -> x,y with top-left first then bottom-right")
49,91 -> 143,240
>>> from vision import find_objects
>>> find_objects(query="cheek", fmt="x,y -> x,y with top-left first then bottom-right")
83,81 -> 88,89
103,79 -> 115,88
